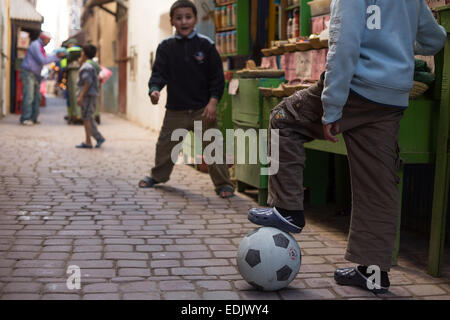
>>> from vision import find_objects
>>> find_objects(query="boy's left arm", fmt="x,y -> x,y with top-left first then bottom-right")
203,45 -> 225,121
321,0 -> 366,126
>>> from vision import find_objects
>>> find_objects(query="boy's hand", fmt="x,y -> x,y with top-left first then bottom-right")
150,91 -> 160,105
202,100 -> 218,122
323,122 -> 340,143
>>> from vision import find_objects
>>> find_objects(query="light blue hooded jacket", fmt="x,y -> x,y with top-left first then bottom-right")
322,0 -> 447,124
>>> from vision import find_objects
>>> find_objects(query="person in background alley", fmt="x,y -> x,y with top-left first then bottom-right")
248,0 -> 447,293
139,0 -> 235,199
75,44 -> 106,150
60,38 -> 82,121
20,31 -> 66,126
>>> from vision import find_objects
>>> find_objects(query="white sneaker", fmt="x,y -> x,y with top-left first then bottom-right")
22,120 -> 34,126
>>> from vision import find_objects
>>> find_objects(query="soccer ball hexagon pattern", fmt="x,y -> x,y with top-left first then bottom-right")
237,227 -> 302,291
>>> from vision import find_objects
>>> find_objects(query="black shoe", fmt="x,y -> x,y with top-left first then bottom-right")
334,266 -> 390,294
138,176 -> 159,188
95,138 -> 106,148
248,207 -> 303,234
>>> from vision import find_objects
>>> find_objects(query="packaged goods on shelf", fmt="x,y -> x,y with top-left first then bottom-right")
215,7 -> 222,29
215,0 -> 250,56
221,6 -> 227,27
231,31 -> 237,53
216,34 -> 222,54
227,5 -> 233,27
232,4 -> 237,26
223,33 -> 228,54
217,31 -> 237,55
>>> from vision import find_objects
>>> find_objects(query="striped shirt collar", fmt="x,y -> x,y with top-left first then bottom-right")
175,29 -> 197,40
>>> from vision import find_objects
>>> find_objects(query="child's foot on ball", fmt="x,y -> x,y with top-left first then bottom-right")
248,207 -> 305,234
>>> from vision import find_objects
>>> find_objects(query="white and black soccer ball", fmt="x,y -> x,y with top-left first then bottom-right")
237,227 -> 302,291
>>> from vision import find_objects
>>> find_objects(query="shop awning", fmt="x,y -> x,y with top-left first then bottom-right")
85,0 -> 128,16
10,0 -> 44,24
62,31 -> 87,47
86,0 -> 127,7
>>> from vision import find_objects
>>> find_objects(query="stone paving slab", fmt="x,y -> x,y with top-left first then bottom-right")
0,97 -> 449,300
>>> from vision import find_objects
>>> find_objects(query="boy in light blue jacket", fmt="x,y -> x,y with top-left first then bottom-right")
248,0 -> 446,293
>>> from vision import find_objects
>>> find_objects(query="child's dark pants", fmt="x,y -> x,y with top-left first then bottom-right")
151,108 -> 234,194
81,96 -> 104,142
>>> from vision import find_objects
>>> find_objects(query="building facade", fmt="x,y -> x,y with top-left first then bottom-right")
6,0 -> 43,116
125,0 -> 176,131
81,0 -> 128,116
0,0 -> 10,117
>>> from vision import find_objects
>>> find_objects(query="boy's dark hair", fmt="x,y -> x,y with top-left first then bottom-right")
170,0 -> 197,19
83,44 -> 97,59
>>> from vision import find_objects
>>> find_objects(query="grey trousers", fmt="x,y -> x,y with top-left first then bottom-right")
151,108 -> 234,194
268,77 -> 404,271
82,96 -> 104,142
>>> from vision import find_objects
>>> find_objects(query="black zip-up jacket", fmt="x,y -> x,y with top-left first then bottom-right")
148,31 -> 225,111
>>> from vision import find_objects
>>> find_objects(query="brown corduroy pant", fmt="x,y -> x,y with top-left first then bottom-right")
268,77 -> 404,271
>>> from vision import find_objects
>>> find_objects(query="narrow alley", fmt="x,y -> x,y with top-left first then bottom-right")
0,96 -> 449,300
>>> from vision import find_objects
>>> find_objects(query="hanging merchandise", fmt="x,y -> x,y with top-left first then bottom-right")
213,0 -> 250,57
232,4 -> 237,27
228,5 -> 233,27
227,32 -> 233,54
216,33 -> 222,54
221,6 -> 228,29
222,32 -> 229,54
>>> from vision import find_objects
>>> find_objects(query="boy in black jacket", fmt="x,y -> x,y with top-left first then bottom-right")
139,0 -> 235,199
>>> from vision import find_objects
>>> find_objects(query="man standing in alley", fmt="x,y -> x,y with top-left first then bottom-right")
20,31 -> 66,126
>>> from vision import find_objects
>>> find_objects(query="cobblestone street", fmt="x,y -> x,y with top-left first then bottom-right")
0,96 -> 449,300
